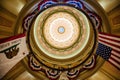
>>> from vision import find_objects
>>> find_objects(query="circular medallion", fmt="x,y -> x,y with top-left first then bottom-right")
58,26 -> 65,34
29,5 -> 95,69
33,6 -> 93,58
42,12 -> 79,49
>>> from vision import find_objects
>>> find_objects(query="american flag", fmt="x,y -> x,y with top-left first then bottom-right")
96,32 -> 120,70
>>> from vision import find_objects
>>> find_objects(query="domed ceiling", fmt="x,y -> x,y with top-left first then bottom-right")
14,0 -> 109,79
0,0 -> 120,80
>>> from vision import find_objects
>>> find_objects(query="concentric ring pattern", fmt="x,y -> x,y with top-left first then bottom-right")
33,6 -> 93,59
14,0 -> 111,80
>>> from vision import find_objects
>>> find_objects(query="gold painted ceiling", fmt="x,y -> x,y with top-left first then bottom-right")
0,0 -> 120,80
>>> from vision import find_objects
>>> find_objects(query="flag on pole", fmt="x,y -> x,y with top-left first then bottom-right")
96,32 -> 120,70
0,33 -> 29,79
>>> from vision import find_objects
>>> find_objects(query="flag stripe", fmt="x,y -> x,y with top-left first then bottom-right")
108,58 -> 120,70
99,32 -> 120,38
98,35 -> 120,43
112,49 -> 120,55
99,37 -> 120,47
0,33 -> 25,44
111,51 -> 120,58
99,40 -> 120,52
111,54 -> 120,63
111,53 -> 120,59
98,34 -> 120,41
